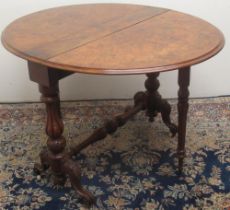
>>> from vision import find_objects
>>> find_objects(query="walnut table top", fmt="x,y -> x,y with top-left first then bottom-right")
1,3 -> 224,75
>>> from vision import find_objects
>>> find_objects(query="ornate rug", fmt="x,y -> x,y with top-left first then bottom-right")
0,97 -> 229,210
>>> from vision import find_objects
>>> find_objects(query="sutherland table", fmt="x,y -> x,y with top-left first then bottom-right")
1,3 -> 225,205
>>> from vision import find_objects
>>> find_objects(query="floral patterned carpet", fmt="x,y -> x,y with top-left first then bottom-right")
0,97 -> 229,210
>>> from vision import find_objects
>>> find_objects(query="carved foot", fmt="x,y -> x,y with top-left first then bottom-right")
62,157 -> 95,206
159,99 -> 178,137
34,150 -> 95,205
34,147 -> 50,175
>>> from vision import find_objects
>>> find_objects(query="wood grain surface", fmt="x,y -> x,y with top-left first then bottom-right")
1,3 -> 225,74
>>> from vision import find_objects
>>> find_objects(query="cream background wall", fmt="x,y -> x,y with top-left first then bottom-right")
0,0 -> 229,102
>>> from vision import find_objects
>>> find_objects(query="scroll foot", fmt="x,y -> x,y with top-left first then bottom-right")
62,158 -> 95,206
160,99 -> 178,137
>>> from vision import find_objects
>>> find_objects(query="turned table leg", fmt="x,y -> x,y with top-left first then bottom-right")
37,83 -> 95,204
177,67 -> 190,173
28,62 -> 94,205
145,73 -> 160,121
39,84 -> 67,184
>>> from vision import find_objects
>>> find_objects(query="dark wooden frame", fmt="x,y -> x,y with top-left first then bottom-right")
29,62 -> 190,205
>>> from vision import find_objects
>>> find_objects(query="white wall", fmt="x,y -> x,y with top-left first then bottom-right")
0,0 -> 229,102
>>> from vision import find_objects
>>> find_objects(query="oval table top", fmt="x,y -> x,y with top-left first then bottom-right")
1,3 -> 225,75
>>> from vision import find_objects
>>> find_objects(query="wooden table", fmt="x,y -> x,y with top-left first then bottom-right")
1,3 -> 224,205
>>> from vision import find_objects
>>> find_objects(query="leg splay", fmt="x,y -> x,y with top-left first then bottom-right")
145,73 -> 178,137
62,158 -> 95,205
159,99 -> 178,137
34,152 -> 95,205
